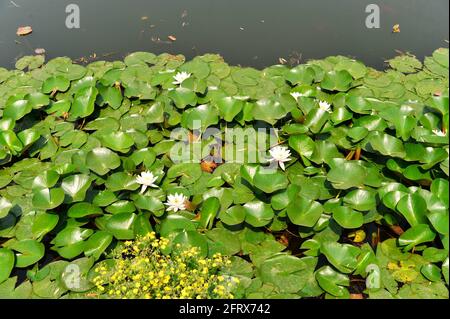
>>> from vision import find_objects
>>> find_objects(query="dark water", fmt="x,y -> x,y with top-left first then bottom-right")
0,0 -> 448,69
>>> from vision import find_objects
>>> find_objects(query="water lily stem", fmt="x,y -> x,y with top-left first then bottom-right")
354,147 -> 361,160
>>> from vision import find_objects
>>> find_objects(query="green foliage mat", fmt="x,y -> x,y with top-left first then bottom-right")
0,49 -> 448,299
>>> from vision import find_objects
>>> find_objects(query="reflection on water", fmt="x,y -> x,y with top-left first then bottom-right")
0,0 -> 448,69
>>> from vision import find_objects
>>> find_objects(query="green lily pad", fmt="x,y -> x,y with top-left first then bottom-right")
243,201 -> 274,227
70,86 -> 98,119
315,265 -> 349,297
216,96 -> 244,122
86,147 -> 121,175
0,197 -> 12,219
172,230 -> 208,257
105,212 -> 137,240
84,231 -> 113,260
100,131 -> 134,153
287,196 -> 323,227
253,167 -> 289,194
32,188 -> 65,210
169,87 -> 197,109
320,241 -> 360,273
421,263 -> 442,282
320,70 -> 353,91
396,193 -> 428,227
259,254 -> 308,293
42,75 -> 70,93
398,224 -> 436,251
332,206 -> 364,229
0,248 -> 15,283
68,202 -> 102,218
180,104 -> 219,130
343,189 -> 377,211
7,239 -> 45,268
61,174 -> 92,202
219,205 -> 246,226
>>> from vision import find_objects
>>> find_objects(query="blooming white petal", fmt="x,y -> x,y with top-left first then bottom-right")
290,92 -> 304,101
432,129 -> 446,137
165,193 -> 188,212
318,100 -> 332,113
135,171 -> 159,194
268,146 -> 291,171
173,71 -> 191,85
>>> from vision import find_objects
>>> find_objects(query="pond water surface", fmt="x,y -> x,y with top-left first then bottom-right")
0,0 -> 449,69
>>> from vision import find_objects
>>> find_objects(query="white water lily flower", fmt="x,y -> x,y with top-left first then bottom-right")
318,100 -> 332,113
432,129 -> 446,137
136,171 -> 159,194
290,92 -> 304,101
268,146 -> 291,171
173,71 -> 191,85
165,193 -> 188,212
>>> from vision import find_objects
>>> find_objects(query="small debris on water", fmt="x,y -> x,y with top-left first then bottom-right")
239,26 -> 245,31
141,16 -> 148,21
16,26 -> 32,36
34,48 -> 46,55
9,1 -> 20,7
168,35 -> 177,41
278,57 -> 287,65
392,24 -> 400,33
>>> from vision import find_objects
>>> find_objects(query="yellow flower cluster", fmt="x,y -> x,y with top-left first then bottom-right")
91,232 -> 239,299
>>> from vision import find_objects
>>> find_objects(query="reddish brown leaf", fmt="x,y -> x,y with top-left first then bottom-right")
390,225 -> 404,235
277,235 -> 289,247
184,200 -> 196,212
200,160 -> 218,173
187,131 -> 198,143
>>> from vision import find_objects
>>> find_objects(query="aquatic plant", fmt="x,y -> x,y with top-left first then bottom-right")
0,49 -> 448,299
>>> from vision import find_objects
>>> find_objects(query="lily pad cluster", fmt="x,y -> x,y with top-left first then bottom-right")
0,49 -> 448,299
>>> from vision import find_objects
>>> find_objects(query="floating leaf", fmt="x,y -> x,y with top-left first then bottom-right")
61,174 -> 92,202
0,197 -> 12,219
70,86 -> 98,118
86,147 -> 121,175
398,224 -> 436,251
0,248 -> 14,283
67,202 -> 102,218
32,188 -> 65,210
42,76 -> 70,93
259,254 -> 308,293
315,266 -> 349,297
396,193 -> 428,227
243,201 -> 274,227
287,196 -> 323,227
253,167 -> 289,194
333,206 -> 364,229
320,70 -> 353,91
8,239 -> 45,268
